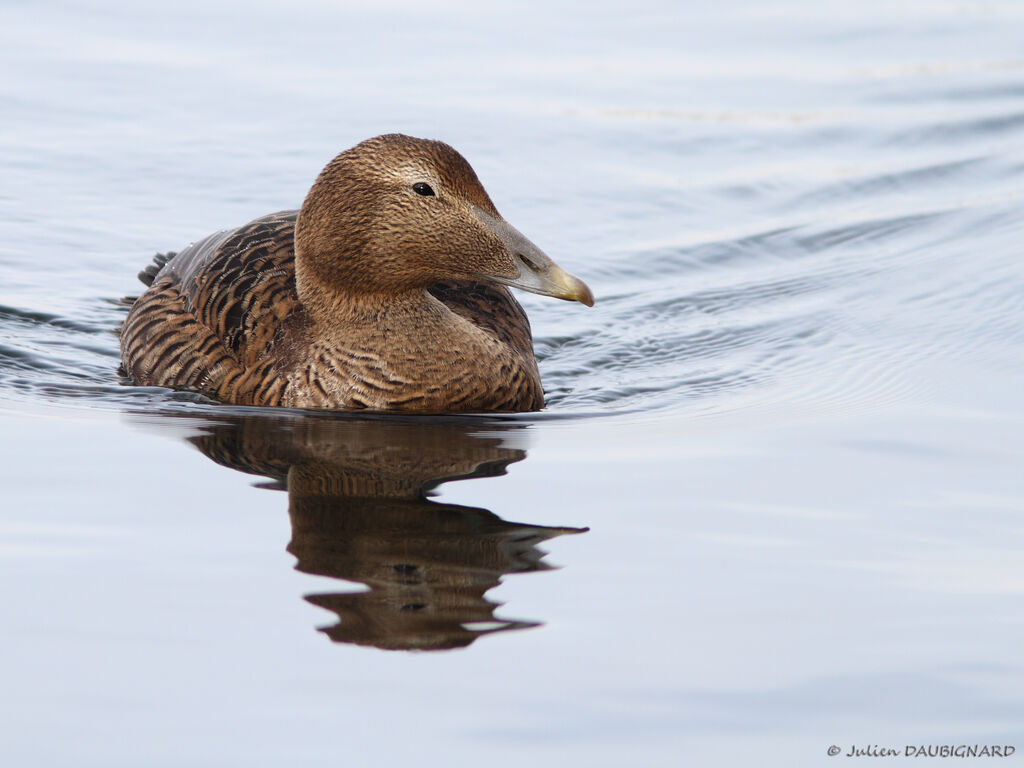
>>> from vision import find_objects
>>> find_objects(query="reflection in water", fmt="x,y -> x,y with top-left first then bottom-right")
154,411 -> 585,651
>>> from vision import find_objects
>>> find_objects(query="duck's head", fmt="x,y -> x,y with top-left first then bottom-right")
295,134 -> 594,311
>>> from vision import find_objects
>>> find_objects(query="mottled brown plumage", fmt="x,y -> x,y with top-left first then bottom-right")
120,134 -> 593,412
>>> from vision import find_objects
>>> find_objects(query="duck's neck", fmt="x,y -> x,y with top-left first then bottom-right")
307,285 -> 452,339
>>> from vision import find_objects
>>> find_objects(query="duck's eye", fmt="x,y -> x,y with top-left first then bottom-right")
412,182 -> 435,197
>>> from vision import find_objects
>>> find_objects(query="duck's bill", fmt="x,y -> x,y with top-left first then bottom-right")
473,207 -> 595,307
505,248 -> 595,307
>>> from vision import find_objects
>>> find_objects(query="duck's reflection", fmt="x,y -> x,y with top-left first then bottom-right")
157,412 -> 585,651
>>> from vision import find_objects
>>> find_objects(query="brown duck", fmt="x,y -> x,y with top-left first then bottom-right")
120,134 -> 593,412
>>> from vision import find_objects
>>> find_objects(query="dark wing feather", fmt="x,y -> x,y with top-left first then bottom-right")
137,251 -> 175,287
172,212 -> 300,368
428,280 -> 535,360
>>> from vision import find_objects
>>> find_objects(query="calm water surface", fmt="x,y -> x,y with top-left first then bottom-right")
2,1 -> 1024,766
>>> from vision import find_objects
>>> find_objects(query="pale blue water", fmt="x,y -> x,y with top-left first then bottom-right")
2,1 -> 1024,766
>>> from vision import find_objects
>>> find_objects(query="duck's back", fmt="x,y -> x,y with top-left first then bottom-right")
163,211 -> 301,364
120,211 -> 543,410
120,211 -> 301,405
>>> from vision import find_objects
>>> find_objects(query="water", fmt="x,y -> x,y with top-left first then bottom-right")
2,1 -> 1024,765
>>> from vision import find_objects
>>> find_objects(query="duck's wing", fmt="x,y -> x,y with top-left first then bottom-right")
428,280 -> 536,359
120,211 -> 301,404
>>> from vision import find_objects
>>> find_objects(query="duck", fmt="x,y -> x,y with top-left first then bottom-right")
119,134 -> 593,412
